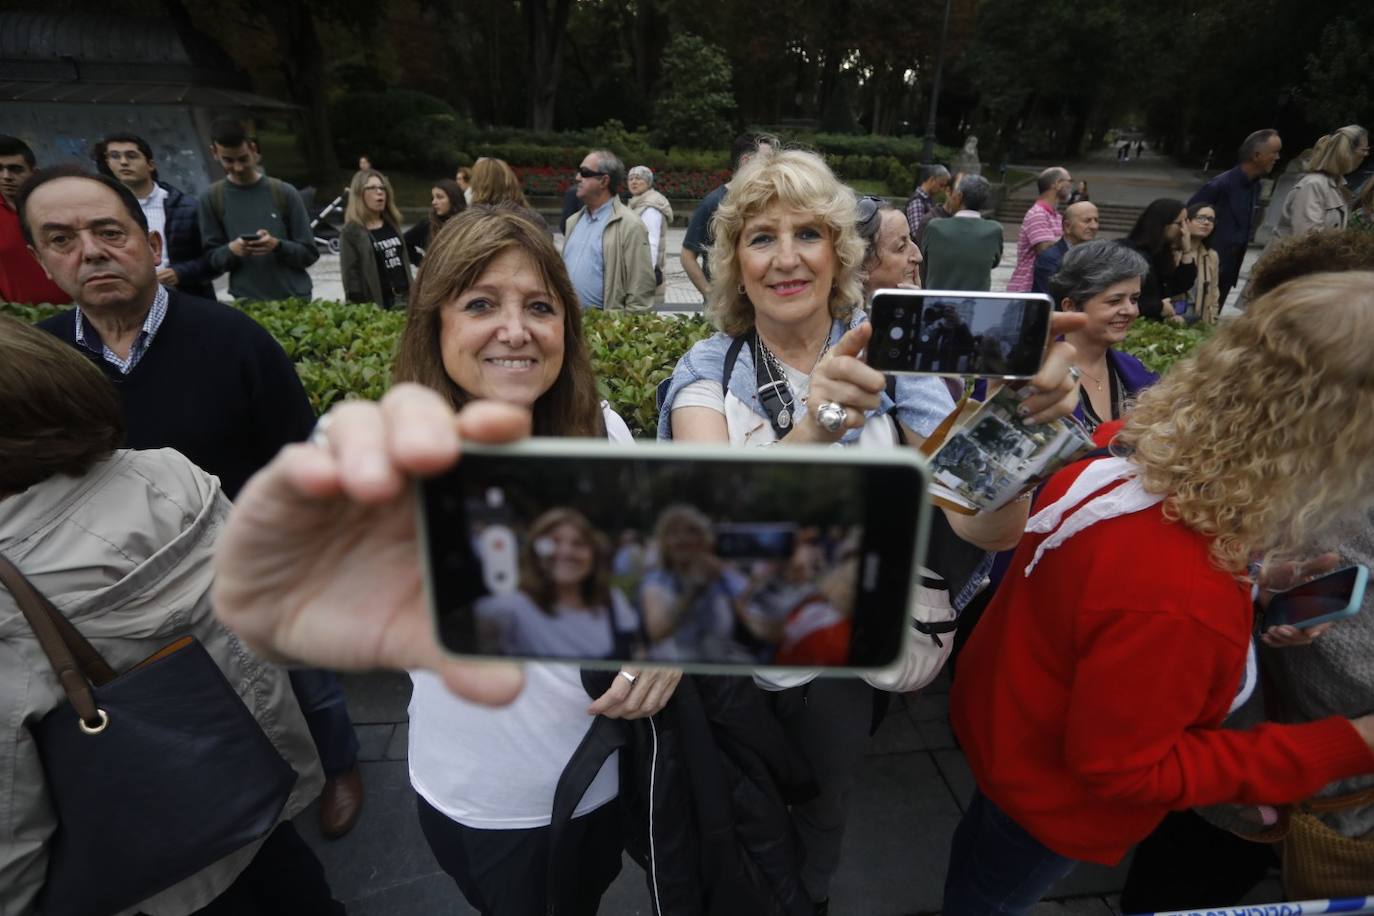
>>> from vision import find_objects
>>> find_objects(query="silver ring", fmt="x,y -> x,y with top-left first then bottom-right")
816,401 -> 847,433
1068,366 -> 1082,383
308,410 -> 335,449
618,670 -> 637,685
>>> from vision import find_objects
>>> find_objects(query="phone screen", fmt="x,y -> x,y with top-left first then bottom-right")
867,291 -> 1052,379
1268,566 -> 1365,626
419,446 -> 927,670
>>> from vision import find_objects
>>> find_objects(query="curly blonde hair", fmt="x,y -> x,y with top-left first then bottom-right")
706,148 -> 866,337
1116,271 -> 1374,573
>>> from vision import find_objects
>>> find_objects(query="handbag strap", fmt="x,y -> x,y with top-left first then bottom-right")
0,554 -> 115,726
1304,784 -> 1374,814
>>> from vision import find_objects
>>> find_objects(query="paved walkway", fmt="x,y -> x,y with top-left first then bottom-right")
295,670 -> 1287,914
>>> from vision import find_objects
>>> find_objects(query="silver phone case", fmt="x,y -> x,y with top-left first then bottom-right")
867,288 -> 1054,381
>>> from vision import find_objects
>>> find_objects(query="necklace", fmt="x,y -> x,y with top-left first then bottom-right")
1075,363 -> 1107,392
757,332 -> 831,429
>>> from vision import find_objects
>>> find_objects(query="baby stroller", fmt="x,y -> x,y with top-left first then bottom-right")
300,187 -> 345,254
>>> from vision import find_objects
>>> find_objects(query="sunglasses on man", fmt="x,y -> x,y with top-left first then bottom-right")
577,166 -> 607,179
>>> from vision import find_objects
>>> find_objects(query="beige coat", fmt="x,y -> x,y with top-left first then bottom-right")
628,188 -> 674,278
566,197 -> 657,311
1272,172 -> 1350,240
0,449 -> 323,915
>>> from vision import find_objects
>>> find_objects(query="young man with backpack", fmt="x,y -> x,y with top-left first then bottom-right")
199,118 -> 318,301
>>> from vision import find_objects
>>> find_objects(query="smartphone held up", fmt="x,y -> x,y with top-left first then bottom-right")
866,289 -> 1053,380
417,441 -> 933,675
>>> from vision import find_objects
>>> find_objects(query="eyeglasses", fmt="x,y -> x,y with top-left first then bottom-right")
577,166 -> 607,179
856,195 -> 885,236
363,184 -> 386,193
105,151 -> 145,163
1191,214 -> 1215,223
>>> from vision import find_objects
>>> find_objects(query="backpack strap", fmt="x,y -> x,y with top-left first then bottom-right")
208,179 -> 227,234
721,332 -> 747,392
267,178 -> 290,233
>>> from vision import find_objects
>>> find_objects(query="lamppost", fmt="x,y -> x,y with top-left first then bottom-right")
921,0 -> 954,165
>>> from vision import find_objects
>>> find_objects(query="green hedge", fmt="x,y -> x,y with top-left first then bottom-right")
2,300 -> 1207,437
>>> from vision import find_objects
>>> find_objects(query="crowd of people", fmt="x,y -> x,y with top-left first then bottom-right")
1,114 -> 1373,916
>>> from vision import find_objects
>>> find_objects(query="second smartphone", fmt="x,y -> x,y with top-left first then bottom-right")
417,441 -> 932,674
867,289 -> 1053,380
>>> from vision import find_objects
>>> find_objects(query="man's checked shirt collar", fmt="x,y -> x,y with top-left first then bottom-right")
74,284 -> 170,375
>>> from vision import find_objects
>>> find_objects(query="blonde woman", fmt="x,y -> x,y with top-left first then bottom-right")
657,146 -> 1082,911
944,271 -> 1374,915
469,157 -> 530,208
1270,125 -> 1369,241
339,169 -> 413,308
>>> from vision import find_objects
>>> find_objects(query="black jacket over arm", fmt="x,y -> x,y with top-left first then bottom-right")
161,182 -> 218,300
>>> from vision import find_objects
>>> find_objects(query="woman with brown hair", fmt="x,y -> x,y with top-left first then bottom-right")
0,316 -> 338,914
404,177 -> 466,266
475,508 -> 644,661
339,168 -> 413,308
392,204 -> 678,915
469,157 -> 530,208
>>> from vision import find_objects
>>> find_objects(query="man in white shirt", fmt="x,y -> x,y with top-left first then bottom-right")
94,133 -> 217,299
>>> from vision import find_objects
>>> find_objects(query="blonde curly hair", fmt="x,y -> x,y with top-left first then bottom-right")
1116,271 -> 1374,574
706,148 -> 866,337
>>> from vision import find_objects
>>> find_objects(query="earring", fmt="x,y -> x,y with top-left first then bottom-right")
738,284 -> 746,295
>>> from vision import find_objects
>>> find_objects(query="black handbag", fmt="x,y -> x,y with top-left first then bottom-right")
0,554 -> 297,916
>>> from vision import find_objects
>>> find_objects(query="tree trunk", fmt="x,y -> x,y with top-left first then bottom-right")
525,0 -> 572,131
256,0 -> 335,185
816,0 -> 851,124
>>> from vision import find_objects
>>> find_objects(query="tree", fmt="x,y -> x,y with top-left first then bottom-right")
653,33 -> 737,149
526,0 -> 573,130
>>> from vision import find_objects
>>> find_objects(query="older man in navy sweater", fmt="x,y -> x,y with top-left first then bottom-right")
20,166 -> 366,843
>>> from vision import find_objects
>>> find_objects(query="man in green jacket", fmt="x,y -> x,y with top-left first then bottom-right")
563,149 -> 656,311
921,174 -> 1005,292
198,117 -> 318,302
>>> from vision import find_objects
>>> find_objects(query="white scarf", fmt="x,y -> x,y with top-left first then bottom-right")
1023,455 -> 1258,713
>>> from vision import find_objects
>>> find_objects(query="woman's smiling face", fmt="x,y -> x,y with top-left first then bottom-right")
736,203 -> 837,327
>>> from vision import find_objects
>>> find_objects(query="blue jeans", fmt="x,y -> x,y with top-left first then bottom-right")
289,669 -> 360,777
943,789 -> 1079,915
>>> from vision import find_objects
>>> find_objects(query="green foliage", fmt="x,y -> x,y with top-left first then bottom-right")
653,33 -> 737,150
1120,320 -> 1213,377
581,311 -> 714,436
2,300 -> 1214,435
328,90 -> 475,173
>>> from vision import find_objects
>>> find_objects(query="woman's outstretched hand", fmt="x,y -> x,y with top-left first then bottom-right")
212,384 -> 529,706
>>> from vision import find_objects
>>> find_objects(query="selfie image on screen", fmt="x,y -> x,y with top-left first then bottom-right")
422,453 -> 911,668
868,294 -> 1049,377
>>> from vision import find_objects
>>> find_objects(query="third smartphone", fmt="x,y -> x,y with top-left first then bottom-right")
1265,564 -> 1369,630
866,289 -> 1053,379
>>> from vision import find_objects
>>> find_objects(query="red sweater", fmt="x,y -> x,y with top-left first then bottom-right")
0,198 -> 70,306
950,424 -> 1374,865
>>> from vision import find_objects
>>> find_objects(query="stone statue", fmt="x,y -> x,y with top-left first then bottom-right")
955,135 -> 981,176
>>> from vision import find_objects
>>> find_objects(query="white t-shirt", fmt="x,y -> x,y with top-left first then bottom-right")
408,403 -> 635,829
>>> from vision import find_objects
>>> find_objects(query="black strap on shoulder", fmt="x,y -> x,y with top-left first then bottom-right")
723,330 -> 791,440
884,376 -> 907,445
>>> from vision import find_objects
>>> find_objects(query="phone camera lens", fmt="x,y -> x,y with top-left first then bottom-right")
893,307 -> 905,318
888,348 -> 901,359
890,326 -> 904,340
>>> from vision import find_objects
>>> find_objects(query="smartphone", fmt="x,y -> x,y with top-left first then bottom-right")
1265,565 -> 1368,629
417,440 -> 932,673
238,233 -> 260,243
866,289 -> 1053,380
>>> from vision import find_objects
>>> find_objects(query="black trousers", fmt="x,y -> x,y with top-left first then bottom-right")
188,822 -> 346,915
1119,809 -> 1275,913
416,794 -> 622,916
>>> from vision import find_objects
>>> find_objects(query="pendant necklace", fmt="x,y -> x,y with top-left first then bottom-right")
1076,363 -> 1106,392
757,332 -> 832,429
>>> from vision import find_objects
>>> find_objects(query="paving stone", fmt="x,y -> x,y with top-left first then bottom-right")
867,704 -> 924,756
1032,896 -> 1118,915
828,751 -> 965,914
913,718 -> 957,751
346,872 -> 475,915
386,722 -> 410,760
297,760 -> 438,902
908,692 -> 950,722
340,671 -> 413,724
930,750 -> 976,812
354,723 -> 396,762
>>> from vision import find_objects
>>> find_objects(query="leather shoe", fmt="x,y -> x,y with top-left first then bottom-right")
319,766 -> 364,839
